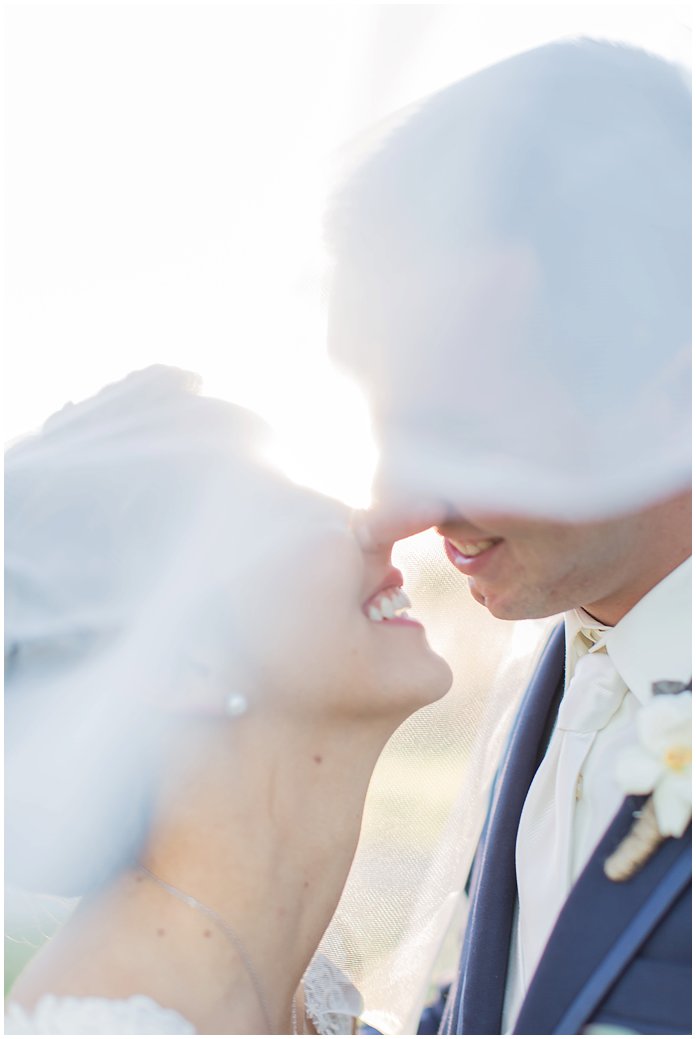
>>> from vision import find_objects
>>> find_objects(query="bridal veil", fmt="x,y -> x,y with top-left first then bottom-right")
5,37 -> 690,1037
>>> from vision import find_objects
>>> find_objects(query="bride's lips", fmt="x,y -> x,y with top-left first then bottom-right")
366,566 -> 405,601
442,535 -> 503,574
362,567 -> 423,628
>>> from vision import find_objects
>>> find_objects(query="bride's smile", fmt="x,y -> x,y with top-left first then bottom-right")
362,577 -> 415,625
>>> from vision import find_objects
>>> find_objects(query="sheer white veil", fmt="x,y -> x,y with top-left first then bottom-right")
5,365 -> 539,1029
4,38 -> 690,1038
318,38 -> 691,1033
325,38 -> 691,522
5,366 -> 293,896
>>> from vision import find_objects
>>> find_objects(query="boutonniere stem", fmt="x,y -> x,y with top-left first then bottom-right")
604,798 -> 662,881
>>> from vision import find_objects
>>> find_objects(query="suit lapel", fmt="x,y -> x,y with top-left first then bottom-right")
444,624 -> 565,1034
514,796 -> 692,1034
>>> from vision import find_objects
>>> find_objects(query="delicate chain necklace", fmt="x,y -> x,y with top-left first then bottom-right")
138,864 -> 299,1034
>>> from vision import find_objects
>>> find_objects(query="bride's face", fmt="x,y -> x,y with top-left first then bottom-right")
234,485 -> 453,722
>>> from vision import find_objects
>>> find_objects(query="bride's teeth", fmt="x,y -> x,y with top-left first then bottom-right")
365,586 -> 415,622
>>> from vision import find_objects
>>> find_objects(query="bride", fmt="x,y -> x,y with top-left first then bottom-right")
4,366 -> 453,1035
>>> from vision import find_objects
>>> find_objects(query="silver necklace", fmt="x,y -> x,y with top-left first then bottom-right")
138,864 -> 298,1034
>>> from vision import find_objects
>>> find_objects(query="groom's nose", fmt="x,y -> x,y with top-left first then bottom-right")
351,499 -> 448,551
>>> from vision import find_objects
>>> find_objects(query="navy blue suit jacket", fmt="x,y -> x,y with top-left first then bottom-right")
427,624 -> 691,1035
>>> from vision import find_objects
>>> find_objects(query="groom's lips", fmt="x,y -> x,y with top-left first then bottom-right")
442,536 -> 503,574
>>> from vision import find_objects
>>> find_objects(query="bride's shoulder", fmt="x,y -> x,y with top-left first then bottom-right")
4,993 -> 196,1035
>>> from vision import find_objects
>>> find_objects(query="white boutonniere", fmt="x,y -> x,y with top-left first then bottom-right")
604,684 -> 691,882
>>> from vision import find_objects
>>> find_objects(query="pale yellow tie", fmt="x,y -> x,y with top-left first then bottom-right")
514,643 -> 627,988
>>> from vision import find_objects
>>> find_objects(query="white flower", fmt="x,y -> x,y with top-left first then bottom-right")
616,691 -> 692,838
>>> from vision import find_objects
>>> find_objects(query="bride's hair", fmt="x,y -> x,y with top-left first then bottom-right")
5,366 -> 274,896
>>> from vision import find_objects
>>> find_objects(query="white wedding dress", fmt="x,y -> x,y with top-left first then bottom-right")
4,953 -> 362,1035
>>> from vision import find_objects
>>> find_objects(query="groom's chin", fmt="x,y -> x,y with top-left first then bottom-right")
467,579 -> 509,617
468,580 -> 548,622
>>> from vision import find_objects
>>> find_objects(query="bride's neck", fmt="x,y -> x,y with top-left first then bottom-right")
134,711 -> 393,1031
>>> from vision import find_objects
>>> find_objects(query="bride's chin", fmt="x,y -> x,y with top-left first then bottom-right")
415,657 -> 454,707
379,654 -> 454,717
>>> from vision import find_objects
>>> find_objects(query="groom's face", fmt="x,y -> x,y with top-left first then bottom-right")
355,491 -> 690,626
435,510 -> 654,625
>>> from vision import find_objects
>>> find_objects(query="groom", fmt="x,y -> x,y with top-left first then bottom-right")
326,40 -> 691,1034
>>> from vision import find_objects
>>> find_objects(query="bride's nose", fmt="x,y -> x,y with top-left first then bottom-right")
350,509 -> 382,551
350,501 -> 447,551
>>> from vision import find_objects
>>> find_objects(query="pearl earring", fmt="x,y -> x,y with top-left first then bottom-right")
225,692 -> 248,718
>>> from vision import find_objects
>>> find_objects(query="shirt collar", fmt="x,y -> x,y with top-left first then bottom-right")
605,556 -> 692,706
564,557 -> 692,706
564,607 -> 610,685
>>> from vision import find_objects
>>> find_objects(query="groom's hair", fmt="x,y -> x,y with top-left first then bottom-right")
325,38 -> 691,398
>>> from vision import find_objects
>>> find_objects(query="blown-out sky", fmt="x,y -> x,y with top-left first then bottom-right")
5,2 -> 690,505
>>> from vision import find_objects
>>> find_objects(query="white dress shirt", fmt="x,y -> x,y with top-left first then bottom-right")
502,557 -> 691,1032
